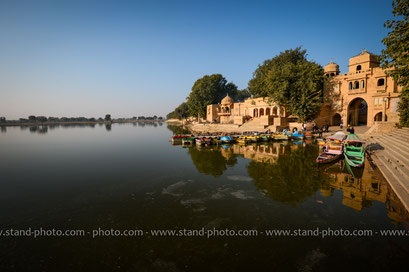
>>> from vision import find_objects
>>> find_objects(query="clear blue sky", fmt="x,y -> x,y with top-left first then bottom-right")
0,0 -> 394,119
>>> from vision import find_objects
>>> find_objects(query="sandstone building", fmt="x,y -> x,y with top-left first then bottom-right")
206,95 -> 294,130
206,49 -> 401,129
319,49 -> 401,127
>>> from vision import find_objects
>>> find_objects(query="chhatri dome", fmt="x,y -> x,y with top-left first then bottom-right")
324,59 -> 340,75
221,94 -> 235,104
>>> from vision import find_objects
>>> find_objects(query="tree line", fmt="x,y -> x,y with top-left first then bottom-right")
1,114 -> 163,124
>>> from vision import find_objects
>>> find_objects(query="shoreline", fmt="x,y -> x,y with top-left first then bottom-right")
0,120 -> 164,127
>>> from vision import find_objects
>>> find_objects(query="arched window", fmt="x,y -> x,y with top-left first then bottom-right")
377,78 -> 385,86
273,107 -> 278,115
225,107 -> 229,113
330,73 -> 335,77
260,108 -> 264,116
266,108 -> 271,116
354,81 -> 359,89
349,82 -> 353,90
356,65 -> 362,71
280,107 -> 285,117
361,80 -> 365,89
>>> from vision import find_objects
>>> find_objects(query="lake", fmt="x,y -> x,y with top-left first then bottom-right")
1,123 -> 409,271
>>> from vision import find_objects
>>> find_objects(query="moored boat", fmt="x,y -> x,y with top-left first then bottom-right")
260,134 -> 272,142
291,132 -> 305,140
274,129 -> 292,141
316,152 -> 342,164
316,131 -> 346,164
343,133 -> 365,167
220,136 -> 234,143
172,135 -> 193,145
237,136 -> 251,144
182,137 -> 195,145
247,135 -> 261,142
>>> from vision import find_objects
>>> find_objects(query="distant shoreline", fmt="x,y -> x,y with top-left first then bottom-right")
0,119 -> 164,127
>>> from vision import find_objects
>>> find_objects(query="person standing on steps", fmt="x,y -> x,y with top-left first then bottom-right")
340,119 -> 344,129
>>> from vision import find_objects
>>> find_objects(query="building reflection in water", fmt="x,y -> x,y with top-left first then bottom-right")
186,141 -> 409,223
319,160 -> 408,223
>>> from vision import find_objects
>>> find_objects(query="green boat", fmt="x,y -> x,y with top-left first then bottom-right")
343,134 -> 365,168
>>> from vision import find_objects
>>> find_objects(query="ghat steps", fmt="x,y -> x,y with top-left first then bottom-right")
367,127 -> 409,211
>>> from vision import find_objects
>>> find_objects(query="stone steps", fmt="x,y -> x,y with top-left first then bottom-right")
369,140 -> 409,180
371,154 -> 409,212
367,127 -> 409,212
375,136 -> 409,158
391,130 -> 409,139
377,135 -> 409,154
370,138 -> 409,169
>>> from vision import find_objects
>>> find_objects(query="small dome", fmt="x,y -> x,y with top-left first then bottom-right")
324,59 -> 339,74
221,94 -> 235,104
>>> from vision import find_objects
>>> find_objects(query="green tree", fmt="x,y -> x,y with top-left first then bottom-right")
248,47 -> 324,122
233,88 -> 251,101
167,102 -> 190,120
187,74 -> 238,118
380,0 -> 409,127
105,114 -> 111,121
36,116 -> 47,125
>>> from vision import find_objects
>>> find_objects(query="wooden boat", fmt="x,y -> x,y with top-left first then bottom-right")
305,132 -> 313,139
220,136 -> 234,143
260,134 -> 272,142
182,137 -> 195,145
247,135 -> 261,142
274,129 -> 292,141
316,132 -> 346,164
291,132 -> 305,140
237,136 -> 251,144
316,152 -> 342,164
317,138 -> 326,149
171,135 -> 191,145
343,133 -> 365,167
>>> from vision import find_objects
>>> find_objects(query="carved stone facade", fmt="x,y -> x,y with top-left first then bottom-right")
318,50 -> 402,127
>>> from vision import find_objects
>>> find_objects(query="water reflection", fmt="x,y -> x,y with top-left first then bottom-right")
320,160 -> 409,222
167,123 -> 191,135
187,146 -> 238,177
247,143 -> 329,206
0,126 -> 6,133
185,141 -> 409,221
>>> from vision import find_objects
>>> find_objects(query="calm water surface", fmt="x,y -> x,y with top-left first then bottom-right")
1,123 -> 409,271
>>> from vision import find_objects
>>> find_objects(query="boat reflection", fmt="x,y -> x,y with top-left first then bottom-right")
186,141 -> 409,222
319,159 -> 408,222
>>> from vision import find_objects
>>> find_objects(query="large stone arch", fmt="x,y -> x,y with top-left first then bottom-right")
347,97 -> 368,126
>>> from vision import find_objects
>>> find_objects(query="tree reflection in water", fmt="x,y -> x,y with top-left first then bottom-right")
166,124 -> 191,135
247,143 -> 330,206
188,146 -> 238,177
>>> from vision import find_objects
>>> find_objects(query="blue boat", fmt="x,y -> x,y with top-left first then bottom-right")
220,136 -> 233,143
291,132 -> 305,140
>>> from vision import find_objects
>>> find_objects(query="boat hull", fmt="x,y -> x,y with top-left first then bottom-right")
316,152 -> 342,164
